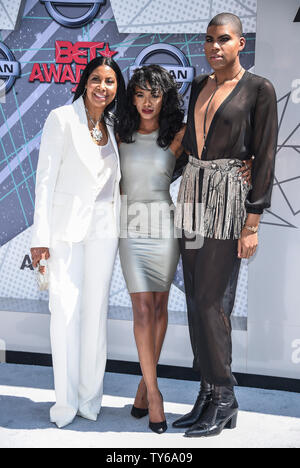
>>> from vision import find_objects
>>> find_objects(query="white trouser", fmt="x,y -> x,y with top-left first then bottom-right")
48,202 -> 118,428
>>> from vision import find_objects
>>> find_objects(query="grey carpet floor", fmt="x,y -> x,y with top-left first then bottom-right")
0,363 -> 299,448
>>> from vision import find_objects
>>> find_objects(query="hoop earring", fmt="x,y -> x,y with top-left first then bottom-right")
83,88 -> 87,98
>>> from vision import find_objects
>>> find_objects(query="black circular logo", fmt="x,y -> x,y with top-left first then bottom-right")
40,0 -> 106,28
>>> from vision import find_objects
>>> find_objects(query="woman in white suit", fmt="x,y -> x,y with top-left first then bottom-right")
30,57 -> 126,428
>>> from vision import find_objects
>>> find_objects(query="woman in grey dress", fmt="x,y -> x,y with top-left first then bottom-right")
117,65 -> 251,434
117,65 -> 186,433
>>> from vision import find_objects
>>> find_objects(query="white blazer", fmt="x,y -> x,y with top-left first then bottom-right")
31,96 -> 121,248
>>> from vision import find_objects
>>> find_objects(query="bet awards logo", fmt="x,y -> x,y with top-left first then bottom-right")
0,42 -> 20,97
130,44 -> 195,95
40,0 -> 106,28
29,41 -> 116,92
294,7 -> 300,22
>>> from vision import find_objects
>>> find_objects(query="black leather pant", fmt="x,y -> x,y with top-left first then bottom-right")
179,232 -> 241,386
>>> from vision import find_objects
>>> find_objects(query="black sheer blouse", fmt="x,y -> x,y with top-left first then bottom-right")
174,70 -> 278,215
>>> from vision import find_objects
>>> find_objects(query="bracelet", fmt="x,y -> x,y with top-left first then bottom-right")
244,225 -> 259,233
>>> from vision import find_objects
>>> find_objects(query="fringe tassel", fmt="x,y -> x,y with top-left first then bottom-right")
175,157 -> 251,240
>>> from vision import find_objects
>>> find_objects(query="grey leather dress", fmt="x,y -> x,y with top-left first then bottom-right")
119,130 -> 180,293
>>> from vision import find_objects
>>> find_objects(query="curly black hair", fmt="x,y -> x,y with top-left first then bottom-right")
73,56 -> 126,126
117,64 -> 185,148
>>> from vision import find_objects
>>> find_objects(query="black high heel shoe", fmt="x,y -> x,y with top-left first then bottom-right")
131,406 -> 149,419
149,391 -> 168,434
172,379 -> 213,429
131,380 -> 149,418
185,385 -> 238,438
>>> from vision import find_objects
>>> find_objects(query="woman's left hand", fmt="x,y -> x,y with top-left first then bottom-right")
238,229 -> 258,259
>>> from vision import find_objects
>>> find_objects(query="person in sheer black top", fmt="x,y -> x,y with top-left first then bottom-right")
172,13 -> 278,438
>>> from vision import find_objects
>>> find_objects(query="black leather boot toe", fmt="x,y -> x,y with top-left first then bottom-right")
172,379 -> 213,429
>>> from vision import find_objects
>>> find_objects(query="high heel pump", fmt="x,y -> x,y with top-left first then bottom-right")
131,406 -> 149,419
148,391 -> 168,434
131,380 -> 149,418
149,420 -> 168,434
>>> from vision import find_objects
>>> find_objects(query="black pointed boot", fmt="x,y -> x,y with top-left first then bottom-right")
172,379 -> 213,429
184,385 -> 238,438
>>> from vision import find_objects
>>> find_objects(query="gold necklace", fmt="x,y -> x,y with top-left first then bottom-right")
214,66 -> 243,87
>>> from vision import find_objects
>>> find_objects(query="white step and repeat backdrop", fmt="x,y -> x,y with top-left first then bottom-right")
0,0 -> 298,381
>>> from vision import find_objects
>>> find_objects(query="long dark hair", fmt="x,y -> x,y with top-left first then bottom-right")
73,56 -> 126,125
117,65 -> 185,148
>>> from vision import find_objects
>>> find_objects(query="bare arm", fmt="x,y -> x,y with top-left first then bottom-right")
169,124 -> 186,159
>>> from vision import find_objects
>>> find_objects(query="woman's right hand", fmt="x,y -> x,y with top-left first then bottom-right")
30,247 -> 50,274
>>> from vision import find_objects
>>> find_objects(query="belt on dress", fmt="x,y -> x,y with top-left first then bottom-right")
174,156 -> 252,240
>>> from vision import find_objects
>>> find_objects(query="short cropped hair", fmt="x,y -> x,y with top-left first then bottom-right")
208,12 -> 243,37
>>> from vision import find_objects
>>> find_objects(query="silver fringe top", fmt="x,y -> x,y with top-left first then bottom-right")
175,156 -> 252,240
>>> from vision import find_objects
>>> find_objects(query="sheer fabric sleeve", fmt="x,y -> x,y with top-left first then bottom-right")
245,79 -> 278,214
